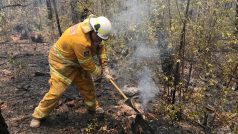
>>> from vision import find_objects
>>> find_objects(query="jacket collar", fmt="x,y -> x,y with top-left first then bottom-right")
80,18 -> 93,33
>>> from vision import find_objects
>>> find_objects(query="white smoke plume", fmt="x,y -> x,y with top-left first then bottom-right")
133,43 -> 159,60
138,67 -> 159,110
111,0 -> 150,35
110,0 -> 160,109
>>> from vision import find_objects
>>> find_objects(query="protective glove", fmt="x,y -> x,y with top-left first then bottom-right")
103,66 -> 113,81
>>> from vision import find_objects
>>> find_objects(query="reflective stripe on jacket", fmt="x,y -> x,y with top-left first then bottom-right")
48,18 -> 107,85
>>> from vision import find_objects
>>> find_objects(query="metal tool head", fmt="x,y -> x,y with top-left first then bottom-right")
125,97 -> 141,113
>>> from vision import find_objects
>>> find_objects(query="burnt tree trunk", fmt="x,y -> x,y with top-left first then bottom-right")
172,62 -> 180,104
156,29 -> 174,100
46,0 -> 55,42
0,109 -> 9,134
52,0 -> 62,36
185,61 -> 193,91
172,0 -> 191,104
46,0 -> 53,20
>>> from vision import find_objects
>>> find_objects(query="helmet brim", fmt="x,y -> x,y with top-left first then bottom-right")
89,18 -> 97,32
97,33 -> 109,40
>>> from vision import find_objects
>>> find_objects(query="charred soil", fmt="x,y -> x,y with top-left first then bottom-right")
0,43 -> 206,134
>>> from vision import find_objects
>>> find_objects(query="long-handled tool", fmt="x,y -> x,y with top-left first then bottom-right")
109,78 -> 141,113
109,78 -> 154,133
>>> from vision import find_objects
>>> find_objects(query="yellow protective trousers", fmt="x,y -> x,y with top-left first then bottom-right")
32,69 -> 98,119
32,60 -> 98,119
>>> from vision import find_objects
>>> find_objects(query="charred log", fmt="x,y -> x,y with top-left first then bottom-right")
0,109 -> 9,134
131,114 -> 154,134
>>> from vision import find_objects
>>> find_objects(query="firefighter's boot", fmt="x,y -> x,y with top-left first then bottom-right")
30,118 -> 41,128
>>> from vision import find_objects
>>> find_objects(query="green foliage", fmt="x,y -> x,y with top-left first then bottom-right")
84,118 -> 99,133
166,104 -> 180,121
0,12 -> 6,31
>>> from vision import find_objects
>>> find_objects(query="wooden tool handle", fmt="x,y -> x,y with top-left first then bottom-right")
109,78 -> 128,99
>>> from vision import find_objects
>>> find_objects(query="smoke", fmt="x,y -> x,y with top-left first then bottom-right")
133,43 -> 159,60
111,0 -> 160,109
111,0 -> 150,35
138,67 -> 159,110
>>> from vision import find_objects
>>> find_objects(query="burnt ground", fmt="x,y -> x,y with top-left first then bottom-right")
0,43 -> 205,134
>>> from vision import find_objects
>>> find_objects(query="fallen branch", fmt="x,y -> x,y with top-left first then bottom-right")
5,53 -> 43,60
0,3 -> 33,10
34,71 -> 50,77
0,63 -> 6,66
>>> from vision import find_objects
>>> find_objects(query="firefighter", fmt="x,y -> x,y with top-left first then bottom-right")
30,16 -> 113,128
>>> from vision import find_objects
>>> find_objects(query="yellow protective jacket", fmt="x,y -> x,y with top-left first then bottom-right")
48,18 -> 107,85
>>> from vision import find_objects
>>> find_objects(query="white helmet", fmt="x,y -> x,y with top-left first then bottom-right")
89,16 -> 112,40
